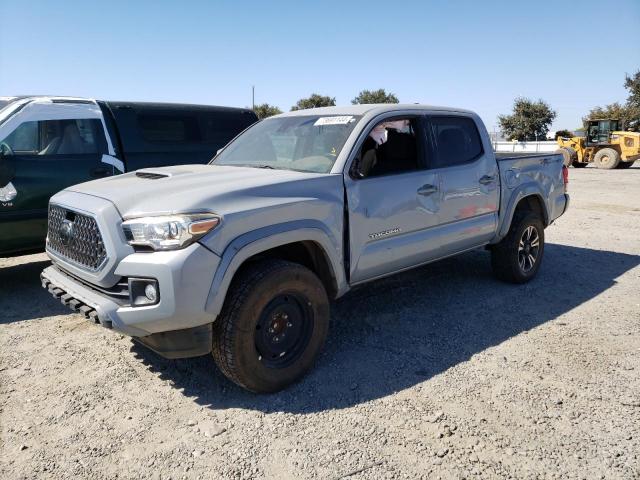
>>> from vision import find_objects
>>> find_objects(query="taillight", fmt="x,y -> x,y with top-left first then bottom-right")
562,165 -> 569,193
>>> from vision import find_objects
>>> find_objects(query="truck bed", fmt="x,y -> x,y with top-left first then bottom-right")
495,152 -> 558,160
494,152 -> 567,237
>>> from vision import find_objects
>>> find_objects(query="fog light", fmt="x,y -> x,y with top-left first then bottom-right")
129,278 -> 160,307
144,283 -> 157,302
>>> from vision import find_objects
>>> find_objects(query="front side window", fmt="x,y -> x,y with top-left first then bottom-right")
213,115 -> 361,173
430,116 -> 483,168
0,119 -> 107,156
355,117 -> 422,178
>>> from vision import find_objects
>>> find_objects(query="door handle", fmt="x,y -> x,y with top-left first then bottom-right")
479,174 -> 496,185
417,184 -> 438,196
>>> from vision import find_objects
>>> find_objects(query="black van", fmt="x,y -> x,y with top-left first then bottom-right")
0,96 -> 258,256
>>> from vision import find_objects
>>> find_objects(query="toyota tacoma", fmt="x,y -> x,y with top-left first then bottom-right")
41,104 -> 569,392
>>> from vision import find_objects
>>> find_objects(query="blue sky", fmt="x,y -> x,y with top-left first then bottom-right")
1,0 -> 639,132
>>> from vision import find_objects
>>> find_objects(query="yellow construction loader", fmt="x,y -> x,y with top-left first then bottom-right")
556,119 -> 640,169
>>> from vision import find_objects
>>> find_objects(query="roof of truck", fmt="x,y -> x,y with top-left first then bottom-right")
105,100 -> 253,113
0,96 -> 254,114
0,95 -> 93,103
280,103 -> 475,117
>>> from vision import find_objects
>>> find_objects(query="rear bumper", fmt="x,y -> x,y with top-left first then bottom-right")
42,242 -> 221,339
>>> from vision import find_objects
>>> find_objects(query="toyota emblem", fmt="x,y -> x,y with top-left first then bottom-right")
59,219 -> 75,246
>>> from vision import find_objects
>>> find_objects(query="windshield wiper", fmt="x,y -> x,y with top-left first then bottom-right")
254,164 -> 276,169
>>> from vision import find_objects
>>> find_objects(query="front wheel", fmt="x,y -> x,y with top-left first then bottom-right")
593,148 -> 621,169
212,259 -> 329,393
491,212 -> 545,284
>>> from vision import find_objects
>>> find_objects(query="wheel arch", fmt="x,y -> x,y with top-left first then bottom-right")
205,224 -> 348,318
495,188 -> 549,241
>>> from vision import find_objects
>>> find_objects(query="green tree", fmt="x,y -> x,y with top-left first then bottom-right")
554,129 -> 574,139
624,70 -> 640,107
253,103 -> 282,119
585,70 -> 640,127
498,97 -> 557,141
351,88 -> 399,104
585,102 -> 630,122
290,93 -> 336,111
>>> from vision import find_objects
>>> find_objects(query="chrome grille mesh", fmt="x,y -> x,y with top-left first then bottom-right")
47,205 -> 107,271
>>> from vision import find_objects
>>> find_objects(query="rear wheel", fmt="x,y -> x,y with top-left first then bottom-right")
491,211 -> 545,284
212,259 -> 329,393
593,148 -> 621,169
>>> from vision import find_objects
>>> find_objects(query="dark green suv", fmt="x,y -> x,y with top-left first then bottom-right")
0,96 -> 257,256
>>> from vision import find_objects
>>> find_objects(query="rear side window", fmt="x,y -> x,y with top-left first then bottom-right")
430,116 -> 483,168
201,113 -> 254,143
138,115 -> 201,143
137,112 -> 255,145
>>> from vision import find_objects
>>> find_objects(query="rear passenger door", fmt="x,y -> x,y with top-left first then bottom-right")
426,114 -> 499,255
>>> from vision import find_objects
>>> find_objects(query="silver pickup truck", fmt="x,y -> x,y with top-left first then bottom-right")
41,104 -> 569,392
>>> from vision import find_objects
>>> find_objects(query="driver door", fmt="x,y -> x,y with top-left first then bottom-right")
0,118 -> 112,254
344,115 -> 442,284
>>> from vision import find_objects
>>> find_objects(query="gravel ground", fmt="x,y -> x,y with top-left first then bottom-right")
1,166 -> 639,480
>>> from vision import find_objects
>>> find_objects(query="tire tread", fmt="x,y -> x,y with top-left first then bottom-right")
211,259 -> 321,392
491,211 -> 544,284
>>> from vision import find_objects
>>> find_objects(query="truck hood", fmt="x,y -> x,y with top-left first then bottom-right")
64,164 -> 338,219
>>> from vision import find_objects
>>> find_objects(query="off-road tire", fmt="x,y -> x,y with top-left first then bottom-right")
556,148 -> 577,167
212,259 -> 329,393
616,160 -> 635,169
491,211 -> 545,284
593,148 -> 621,169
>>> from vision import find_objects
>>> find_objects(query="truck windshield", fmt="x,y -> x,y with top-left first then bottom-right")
0,99 -> 29,127
212,115 -> 361,173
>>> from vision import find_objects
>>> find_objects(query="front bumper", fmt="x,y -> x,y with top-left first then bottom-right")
42,242 -> 221,339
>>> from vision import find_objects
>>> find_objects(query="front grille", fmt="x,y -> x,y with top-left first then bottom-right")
47,205 -> 107,271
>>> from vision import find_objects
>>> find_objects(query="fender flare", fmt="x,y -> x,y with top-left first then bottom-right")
495,183 -> 549,240
204,222 -> 347,317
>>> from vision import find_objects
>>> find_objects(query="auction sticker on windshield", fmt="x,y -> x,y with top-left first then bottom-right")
314,116 -> 354,126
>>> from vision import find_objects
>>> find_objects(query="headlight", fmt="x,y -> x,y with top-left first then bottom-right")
122,213 -> 220,251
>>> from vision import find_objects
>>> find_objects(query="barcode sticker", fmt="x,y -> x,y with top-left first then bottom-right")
314,116 -> 354,126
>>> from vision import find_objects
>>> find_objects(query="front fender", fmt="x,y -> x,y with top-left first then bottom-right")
203,221 -> 347,318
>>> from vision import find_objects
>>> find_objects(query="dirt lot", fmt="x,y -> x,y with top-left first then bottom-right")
1,166 -> 639,480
